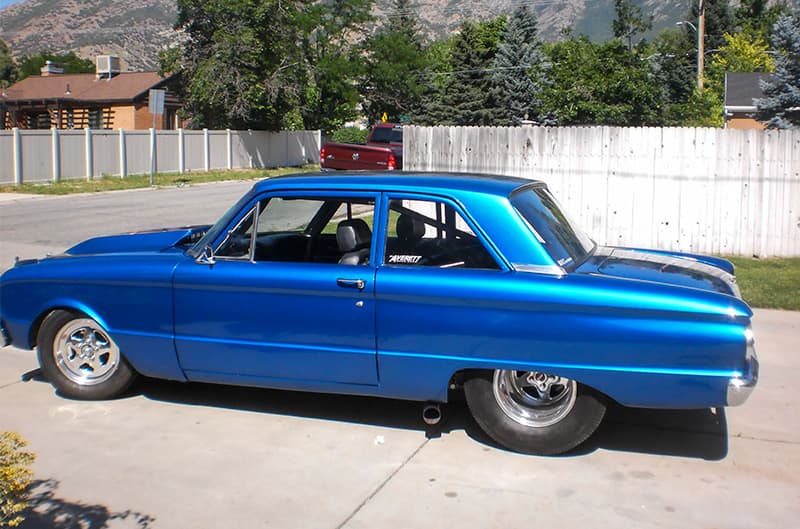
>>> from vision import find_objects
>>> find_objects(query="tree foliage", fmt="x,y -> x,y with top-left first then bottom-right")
296,0 -> 374,134
424,17 -> 506,125
612,0 -> 653,51
0,39 -> 18,87
173,0 -> 301,130
649,28 -> 696,123
360,0 -> 428,124
0,432 -> 36,528
17,51 -> 94,80
691,0 -> 735,53
757,9 -> 800,128
540,37 -> 663,126
706,31 -> 775,96
491,5 -> 547,125
735,0 -> 791,40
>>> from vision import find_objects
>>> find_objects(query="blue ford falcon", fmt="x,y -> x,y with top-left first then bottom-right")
0,172 -> 758,455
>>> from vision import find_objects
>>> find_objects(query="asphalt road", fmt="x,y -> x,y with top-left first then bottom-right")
1,183 -> 799,529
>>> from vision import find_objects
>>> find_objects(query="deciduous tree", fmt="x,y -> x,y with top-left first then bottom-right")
173,0 -> 300,130
612,0 -> 653,52
541,37 -> 663,126
0,39 -> 18,86
17,51 -> 94,80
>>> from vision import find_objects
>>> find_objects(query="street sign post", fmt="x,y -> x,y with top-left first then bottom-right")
148,89 -> 166,185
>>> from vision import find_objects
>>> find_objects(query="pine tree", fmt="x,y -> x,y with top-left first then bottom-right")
756,9 -> 800,128
491,5 -> 547,125
361,0 -> 427,124
436,18 -> 506,126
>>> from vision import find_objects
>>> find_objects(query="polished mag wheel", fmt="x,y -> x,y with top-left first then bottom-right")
493,370 -> 577,427
38,310 -> 136,400
464,369 -> 606,455
53,318 -> 121,386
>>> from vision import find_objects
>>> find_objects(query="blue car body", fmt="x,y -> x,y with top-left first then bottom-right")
0,172 -> 757,410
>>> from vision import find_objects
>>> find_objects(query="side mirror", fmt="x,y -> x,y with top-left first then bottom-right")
196,244 -> 216,265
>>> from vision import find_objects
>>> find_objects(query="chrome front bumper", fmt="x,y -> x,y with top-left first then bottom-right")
727,352 -> 759,406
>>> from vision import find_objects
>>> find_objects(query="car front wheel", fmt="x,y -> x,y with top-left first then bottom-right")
37,310 -> 136,400
464,369 -> 606,455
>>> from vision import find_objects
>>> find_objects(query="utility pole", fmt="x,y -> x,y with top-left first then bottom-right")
697,0 -> 705,89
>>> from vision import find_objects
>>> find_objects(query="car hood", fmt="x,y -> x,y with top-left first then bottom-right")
577,246 -> 740,297
65,226 -> 211,256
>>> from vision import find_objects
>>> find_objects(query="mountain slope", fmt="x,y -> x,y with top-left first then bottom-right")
0,0 -> 179,71
0,0 -> 692,72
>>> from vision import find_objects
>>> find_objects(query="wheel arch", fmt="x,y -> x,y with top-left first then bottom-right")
29,301 -> 111,349
448,367 -> 615,404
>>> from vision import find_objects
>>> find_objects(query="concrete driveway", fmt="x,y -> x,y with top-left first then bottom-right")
1,183 -> 798,528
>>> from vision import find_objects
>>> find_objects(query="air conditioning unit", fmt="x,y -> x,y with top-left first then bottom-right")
96,55 -> 121,79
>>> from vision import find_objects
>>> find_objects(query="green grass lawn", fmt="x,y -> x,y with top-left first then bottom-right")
727,256 -> 800,311
0,165 -> 320,195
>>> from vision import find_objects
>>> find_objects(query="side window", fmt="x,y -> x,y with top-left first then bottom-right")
215,196 -> 375,265
383,199 -> 499,270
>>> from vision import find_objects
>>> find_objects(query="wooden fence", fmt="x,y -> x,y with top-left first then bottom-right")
404,125 -> 800,258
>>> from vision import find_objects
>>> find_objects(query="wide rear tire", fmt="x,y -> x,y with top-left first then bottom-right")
464,369 -> 606,455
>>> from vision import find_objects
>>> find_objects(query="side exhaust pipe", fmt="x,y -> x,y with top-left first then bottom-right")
422,402 -> 442,425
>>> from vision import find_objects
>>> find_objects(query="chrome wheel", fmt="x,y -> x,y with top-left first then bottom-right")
492,370 -> 577,427
52,318 -> 120,386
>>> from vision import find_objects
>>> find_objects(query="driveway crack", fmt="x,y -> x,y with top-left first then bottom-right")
335,438 -> 429,529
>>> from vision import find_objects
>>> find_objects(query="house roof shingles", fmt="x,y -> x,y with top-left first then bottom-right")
725,72 -> 776,109
2,72 -> 170,103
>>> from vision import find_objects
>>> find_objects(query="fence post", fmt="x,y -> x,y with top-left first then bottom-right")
226,128 -> 232,170
118,129 -> 127,178
203,128 -> 210,171
12,127 -> 22,185
178,128 -> 185,174
51,126 -> 60,183
85,127 -> 93,181
149,127 -> 156,185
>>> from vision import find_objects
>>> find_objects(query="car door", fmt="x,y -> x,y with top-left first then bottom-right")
374,195 -> 511,395
173,192 -> 380,386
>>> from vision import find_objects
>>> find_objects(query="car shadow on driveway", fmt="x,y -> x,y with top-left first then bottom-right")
134,378 -> 728,461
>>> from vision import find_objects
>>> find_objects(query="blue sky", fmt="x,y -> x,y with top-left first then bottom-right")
0,0 -> 22,9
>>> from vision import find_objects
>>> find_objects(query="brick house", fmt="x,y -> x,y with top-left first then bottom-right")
1,56 -> 182,130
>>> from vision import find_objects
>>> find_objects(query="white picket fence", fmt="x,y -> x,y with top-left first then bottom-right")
0,128 -> 321,184
404,125 -> 800,258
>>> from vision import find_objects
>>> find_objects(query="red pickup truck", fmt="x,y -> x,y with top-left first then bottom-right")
320,123 -> 403,171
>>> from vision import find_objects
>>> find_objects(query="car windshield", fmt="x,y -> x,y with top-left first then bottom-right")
370,127 -> 402,144
510,185 -> 595,270
189,190 -> 254,257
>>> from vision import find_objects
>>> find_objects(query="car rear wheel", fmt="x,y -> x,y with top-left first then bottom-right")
464,369 -> 606,455
37,310 -> 136,400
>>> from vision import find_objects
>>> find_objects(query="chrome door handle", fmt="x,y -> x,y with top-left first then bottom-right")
337,278 -> 365,290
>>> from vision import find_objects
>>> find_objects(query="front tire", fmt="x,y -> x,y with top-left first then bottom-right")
37,310 -> 136,400
464,370 -> 606,455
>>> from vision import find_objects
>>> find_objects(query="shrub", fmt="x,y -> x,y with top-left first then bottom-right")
330,127 -> 369,144
0,432 -> 35,528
